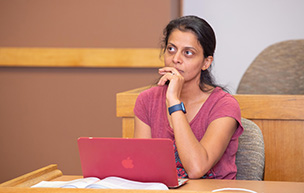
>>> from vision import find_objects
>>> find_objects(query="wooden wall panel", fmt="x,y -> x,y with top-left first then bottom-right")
255,120 -> 304,181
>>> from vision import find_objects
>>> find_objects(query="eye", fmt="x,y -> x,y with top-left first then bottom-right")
185,50 -> 194,56
167,46 -> 176,53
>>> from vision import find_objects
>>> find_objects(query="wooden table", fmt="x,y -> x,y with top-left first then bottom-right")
1,165 -> 304,193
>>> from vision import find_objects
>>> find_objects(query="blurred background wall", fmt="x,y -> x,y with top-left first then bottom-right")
183,0 -> 304,93
0,0 -> 180,183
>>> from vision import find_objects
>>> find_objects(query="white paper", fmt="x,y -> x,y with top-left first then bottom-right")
31,177 -> 100,188
86,177 -> 168,190
31,176 -> 168,190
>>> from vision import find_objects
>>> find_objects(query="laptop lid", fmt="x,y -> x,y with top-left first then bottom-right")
77,137 -> 180,187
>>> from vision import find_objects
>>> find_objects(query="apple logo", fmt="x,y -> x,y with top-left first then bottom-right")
121,157 -> 134,169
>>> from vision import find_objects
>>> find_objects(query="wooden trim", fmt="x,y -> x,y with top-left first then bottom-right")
122,118 -> 135,139
116,86 -> 151,117
234,95 -> 304,120
117,90 -> 304,120
0,164 -> 63,187
0,48 -> 164,68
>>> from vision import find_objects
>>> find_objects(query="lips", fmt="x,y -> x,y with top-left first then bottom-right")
176,69 -> 184,74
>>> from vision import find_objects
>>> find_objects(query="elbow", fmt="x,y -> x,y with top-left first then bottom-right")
186,160 -> 214,179
186,166 -> 208,179
184,150 -> 216,179
187,172 -> 203,179
187,170 -> 205,179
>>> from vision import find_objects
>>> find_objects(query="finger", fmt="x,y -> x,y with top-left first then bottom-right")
157,74 -> 170,86
158,67 -> 178,75
158,72 -> 176,86
158,67 -> 174,73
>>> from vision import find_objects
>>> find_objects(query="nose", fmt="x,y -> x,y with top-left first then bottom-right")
172,51 -> 182,64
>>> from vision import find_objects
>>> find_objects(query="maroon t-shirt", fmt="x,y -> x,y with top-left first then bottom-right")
134,85 -> 243,179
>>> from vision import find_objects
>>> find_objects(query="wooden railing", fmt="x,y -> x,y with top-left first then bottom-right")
0,165 -> 62,188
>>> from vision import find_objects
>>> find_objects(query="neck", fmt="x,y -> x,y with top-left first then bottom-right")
180,81 -> 214,104
180,81 -> 202,101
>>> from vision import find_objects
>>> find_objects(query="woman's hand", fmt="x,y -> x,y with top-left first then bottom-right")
158,67 -> 184,106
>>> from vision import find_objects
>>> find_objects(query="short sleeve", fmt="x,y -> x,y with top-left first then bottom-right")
208,95 -> 243,139
134,90 -> 150,126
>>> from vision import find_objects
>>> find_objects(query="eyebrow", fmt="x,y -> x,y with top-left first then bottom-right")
167,42 -> 198,52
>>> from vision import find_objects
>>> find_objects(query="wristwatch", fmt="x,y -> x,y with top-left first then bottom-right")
168,102 -> 186,115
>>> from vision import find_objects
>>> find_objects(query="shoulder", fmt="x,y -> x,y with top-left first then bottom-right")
209,87 -> 239,108
206,87 -> 241,121
134,85 -> 167,124
135,85 -> 166,110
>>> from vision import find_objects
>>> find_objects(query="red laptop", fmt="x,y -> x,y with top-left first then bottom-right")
77,137 -> 188,188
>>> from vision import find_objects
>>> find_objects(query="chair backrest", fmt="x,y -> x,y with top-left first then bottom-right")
236,118 -> 265,180
237,39 -> 304,94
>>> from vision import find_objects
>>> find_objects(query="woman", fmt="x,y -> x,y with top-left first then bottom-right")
134,15 -> 243,179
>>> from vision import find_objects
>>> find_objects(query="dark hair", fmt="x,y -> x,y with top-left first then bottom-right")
161,15 -> 224,92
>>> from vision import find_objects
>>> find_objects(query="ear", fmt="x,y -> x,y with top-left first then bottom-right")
201,56 -> 213,71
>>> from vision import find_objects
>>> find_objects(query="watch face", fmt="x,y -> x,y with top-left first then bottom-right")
181,102 -> 186,113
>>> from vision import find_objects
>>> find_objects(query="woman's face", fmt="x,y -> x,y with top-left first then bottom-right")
164,29 -> 211,84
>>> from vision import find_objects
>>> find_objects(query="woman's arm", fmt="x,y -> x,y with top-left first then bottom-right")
158,67 -> 238,178
171,112 -> 237,178
134,116 -> 152,138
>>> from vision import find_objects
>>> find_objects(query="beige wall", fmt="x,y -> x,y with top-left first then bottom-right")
0,0 -> 180,183
0,0 -> 179,48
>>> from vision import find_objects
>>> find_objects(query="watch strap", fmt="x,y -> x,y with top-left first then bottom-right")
168,102 -> 186,115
